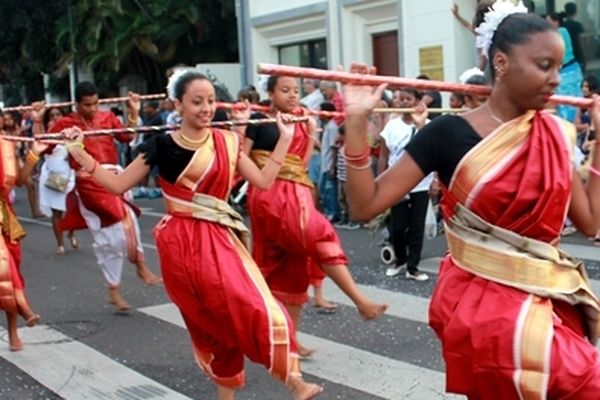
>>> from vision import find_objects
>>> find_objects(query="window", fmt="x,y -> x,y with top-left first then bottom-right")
278,39 -> 327,69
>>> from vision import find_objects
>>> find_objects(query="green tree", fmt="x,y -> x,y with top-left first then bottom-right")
55,0 -> 238,94
0,0 -> 238,103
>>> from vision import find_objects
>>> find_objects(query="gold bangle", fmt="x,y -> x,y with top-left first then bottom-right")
127,114 -> 139,125
26,150 -> 40,164
65,142 -> 85,150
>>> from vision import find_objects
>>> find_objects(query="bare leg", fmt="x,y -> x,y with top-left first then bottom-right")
6,312 -> 23,351
26,180 -> 43,218
286,374 -> 324,400
134,260 -> 162,286
17,302 -> 40,327
68,231 -> 79,249
284,304 -> 315,358
312,285 -> 337,310
216,385 -> 236,400
322,263 -> 387,320
51,209 -> 65,254
108,285 -> 131,312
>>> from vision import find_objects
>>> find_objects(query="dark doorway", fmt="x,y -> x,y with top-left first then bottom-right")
372,31 -> 399,77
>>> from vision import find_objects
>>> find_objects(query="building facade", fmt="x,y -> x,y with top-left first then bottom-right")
236,0 -> 600,97
236,0 -> 480,95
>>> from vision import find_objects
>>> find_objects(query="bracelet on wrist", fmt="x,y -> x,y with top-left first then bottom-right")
342,146 -> 370,161
346,158 -> 372,170
26,150 -> 40,164
65,142 -> 85,151
127,114 -> 139,125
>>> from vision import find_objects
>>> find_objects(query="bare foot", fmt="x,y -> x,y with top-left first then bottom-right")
69,235 -> 79,249
25,314 -> 41,327
314,300 -> 337,310
357,301 -> 388,321
108,288 -> 132,312
287,376 -> 324,400
135,262 -> 163,286
298,345 -> 316,359
9,337 -> 23,352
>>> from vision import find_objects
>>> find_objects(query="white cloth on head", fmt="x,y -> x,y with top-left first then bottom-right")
38,145 -> 76,215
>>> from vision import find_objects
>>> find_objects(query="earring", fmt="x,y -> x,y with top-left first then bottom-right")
495,67 -> 504,81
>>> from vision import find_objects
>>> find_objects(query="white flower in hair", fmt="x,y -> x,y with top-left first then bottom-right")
166,68 -> 195,101
459,67 -> 485,84
475,0 -> 528,59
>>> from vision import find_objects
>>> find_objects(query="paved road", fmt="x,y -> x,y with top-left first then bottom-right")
0,188 -> 598,400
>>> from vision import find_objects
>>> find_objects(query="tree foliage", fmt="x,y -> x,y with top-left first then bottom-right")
0,0 -> 238,104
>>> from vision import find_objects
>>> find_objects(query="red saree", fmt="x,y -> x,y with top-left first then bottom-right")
430,111 -> 600,399
247,120 -> 347,305
49,112 -> 140,234
153,129 -> 299,389
0,139 -> 32,316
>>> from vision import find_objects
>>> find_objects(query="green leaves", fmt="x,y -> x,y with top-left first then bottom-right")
1,0 -> 238,99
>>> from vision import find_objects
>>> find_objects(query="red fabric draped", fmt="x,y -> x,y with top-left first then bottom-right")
154,129 -> 298,389
247,120 -> 347,305
431,112 -> 600,398
50,111 -> 129,166
50,111 -> 139,231
0,140 -> 33,317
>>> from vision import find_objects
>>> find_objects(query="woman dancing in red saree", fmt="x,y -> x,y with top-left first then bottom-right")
0,110 -> 41,351
61,70 -> 323,400
243,76 -> 387,356
343,9 -> 600,399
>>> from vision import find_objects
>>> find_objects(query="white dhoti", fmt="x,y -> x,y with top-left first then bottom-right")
76,165 -> 144,286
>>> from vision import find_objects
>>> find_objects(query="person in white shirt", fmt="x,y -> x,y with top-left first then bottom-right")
377,88 -> 433,281
300,79 -> 324,110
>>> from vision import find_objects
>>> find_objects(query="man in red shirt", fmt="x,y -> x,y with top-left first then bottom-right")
51,82 -> 161,311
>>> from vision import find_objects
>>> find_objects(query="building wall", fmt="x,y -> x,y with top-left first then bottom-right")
243,0 -> 479,101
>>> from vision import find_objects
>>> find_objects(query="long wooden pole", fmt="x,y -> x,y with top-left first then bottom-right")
257,63 -> 593,108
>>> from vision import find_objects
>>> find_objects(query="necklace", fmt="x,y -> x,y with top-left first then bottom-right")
486,102 -> 506,124
175,129 -> 211,149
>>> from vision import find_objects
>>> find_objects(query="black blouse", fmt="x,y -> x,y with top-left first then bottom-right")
405,115 -> 482,187
245,112 -> 280,151
136,134 -> 196,184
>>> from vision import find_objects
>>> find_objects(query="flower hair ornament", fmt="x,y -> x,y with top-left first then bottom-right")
166,68 -> 196,101
475,0 -> 528,59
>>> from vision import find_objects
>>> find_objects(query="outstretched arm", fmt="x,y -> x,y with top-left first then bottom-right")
63,127 -> 149,195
